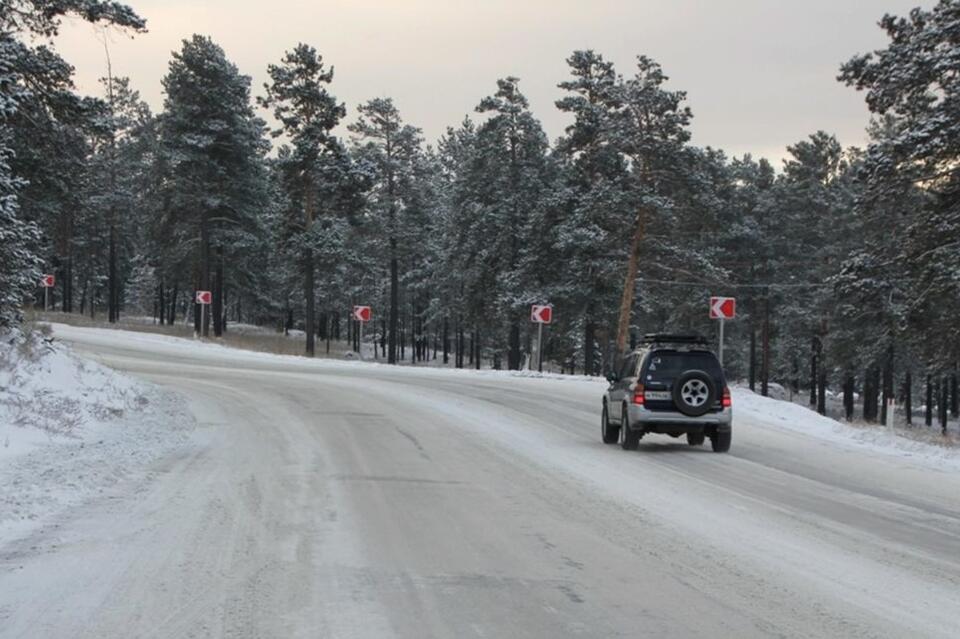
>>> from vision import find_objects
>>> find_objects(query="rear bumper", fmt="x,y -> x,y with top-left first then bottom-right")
627,404 -> 732,433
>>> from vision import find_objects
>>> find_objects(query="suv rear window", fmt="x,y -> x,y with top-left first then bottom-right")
642,350 -> 723,385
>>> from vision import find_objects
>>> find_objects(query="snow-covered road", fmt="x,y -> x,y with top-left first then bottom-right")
3,325 -> 959,638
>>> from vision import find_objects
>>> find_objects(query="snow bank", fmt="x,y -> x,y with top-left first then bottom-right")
0,330 -> 143,448
733,387 -> 960,469
0,328 -> 194,544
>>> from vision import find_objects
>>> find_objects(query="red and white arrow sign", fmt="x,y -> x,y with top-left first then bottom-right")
40,274 -> 55,288
195,290 -> 212,305
353,305 -> 371,323
531,304 -> 553,324
709,296 -> 736,320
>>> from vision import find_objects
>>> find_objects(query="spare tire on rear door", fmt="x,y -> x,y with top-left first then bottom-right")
672,370 -> 716,417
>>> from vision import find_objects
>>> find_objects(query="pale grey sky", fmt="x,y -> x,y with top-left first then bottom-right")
55,0 -> 921,164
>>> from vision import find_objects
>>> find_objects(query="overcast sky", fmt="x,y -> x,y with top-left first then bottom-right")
54,0 -> 921,165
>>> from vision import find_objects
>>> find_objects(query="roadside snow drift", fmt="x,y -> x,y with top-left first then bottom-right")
733,388 -> 960,469
0,329 -> 194,544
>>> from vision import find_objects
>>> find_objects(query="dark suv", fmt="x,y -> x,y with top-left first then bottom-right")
601,334 -> 732,452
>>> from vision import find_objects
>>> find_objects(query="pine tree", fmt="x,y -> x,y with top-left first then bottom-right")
79,76 -> 153,322
348,97 -> 422,364
469,77 -> 552,369
0,0 -> 144,326
158,35 -> 268,337
260,44 -> 346,356
841,0 -> 960,377
553,50 -> 630,374
608,56 -> 693,356
767,132 -> 859,413
0,36 -> 41,325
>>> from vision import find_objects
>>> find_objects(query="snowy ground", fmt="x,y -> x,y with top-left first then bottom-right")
1,324 -> 958,638
0,327 -> 194,545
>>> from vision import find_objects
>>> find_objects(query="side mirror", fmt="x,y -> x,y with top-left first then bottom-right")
606,371 -> 619,383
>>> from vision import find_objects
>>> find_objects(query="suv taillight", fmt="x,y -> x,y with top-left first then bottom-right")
632,383 -> 645,405
722,386 -> 732,408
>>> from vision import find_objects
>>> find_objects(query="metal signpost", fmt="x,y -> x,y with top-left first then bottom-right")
195,290 -> 212,338
40,274 -> 55,311
709,296 -> 736,365
353,305 -> 371,359
530,304 -> 553,372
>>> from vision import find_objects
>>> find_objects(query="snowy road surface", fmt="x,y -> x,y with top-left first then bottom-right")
3,326 -> 960,638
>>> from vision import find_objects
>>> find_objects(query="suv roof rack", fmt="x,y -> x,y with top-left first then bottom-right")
640,333 -> 709,346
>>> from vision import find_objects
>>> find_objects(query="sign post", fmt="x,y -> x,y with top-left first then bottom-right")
709,296 -> 736,365
353,306 -> 371,360
195,290 -> 212,338
40,274 -> 55,312
530,304 -> 553,372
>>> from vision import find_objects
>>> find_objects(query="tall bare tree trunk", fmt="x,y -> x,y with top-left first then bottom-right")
389,239 -> 398,364
105,44 -> 119,325
108,225 -> 118,323
304,175 -> 316,357
168,283 -> 177,325
158,278 -> 165,326
213,245 -> 224,337
615,208 -> 647,357
196,218 -> 211,337
584,321 -> 595,376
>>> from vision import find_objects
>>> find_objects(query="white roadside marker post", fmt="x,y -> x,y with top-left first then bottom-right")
709,297 -> 736,368
195,290 -> 211,339
530,304 -> 553,373
537,320 -> 544,373
352,306 -> 372,361
40,274 -> 55,312
718,317 -> 725,366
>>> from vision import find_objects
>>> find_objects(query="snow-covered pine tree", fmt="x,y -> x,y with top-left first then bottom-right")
260,44 -> 346,356
761,132 -> 859,413
348,97 -> 423,364
841,0 -> 960,398
79,76 -> 153,323
432,118 -> 479,366
0,0 -> 145,326
470,77 -> 552,370
158,35 -> 268,337
0,35 -> 41,326
5,42 -> 92,315
607,56 -> 693,357
553,50 -> 629,374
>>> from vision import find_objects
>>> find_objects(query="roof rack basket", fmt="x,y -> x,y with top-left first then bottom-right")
640,333 -> 709,345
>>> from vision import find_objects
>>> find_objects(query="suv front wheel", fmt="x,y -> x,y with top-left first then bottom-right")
601,404 -> 620,444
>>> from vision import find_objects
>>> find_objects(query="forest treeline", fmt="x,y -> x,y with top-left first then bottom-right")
2,0 -> 959,428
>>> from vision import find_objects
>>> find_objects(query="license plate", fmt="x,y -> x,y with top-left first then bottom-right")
644,391 -> 671,401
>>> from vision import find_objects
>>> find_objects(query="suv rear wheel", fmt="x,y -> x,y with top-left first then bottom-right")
601,404 -> 619,444
710,430 -> 731,453
686,431 -> 705,446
